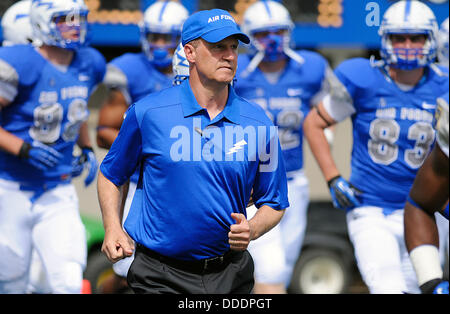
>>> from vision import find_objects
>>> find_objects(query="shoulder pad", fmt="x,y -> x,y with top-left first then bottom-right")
295,50 -> 327,67
103,64 -> 128,89
335,58 -> 379,89
77,47 -> 107,83
111,53 -> 154,80
0,45 -> 45,86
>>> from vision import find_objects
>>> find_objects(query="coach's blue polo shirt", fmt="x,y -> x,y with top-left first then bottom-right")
100,79 -> 289,261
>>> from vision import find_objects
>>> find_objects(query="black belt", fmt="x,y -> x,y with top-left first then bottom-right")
137,244 -> 240,274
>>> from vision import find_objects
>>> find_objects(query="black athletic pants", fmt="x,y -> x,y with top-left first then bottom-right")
127,245 -> 254,294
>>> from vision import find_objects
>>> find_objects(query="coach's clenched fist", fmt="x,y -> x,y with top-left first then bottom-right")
102,226 -> 134,263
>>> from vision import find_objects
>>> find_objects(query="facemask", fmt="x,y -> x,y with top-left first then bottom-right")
257,34 -> 286,62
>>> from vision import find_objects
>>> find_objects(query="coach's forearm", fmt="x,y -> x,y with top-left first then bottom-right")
97,171 -> 124,232
248,205 -> 285,241
119,180 -> 130,225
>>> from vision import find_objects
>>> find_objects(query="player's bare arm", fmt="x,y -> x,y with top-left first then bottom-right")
405,145 -> 449,252
0,96 -> 24,157
0,126 -> 24,156
404,144 -> 449,294
408,145 -> 449,218
76,121 -> 93,149
97,171 -> 134,263
404,205 -> 439,252
303,102 -> 339,181
96,89 -> 128,149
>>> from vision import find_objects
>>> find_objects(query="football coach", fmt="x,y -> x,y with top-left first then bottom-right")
97,8 -> 289,294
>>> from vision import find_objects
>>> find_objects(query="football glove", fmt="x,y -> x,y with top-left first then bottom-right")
19,140 -> 63,171
327,175 -> 362,211
420,279 -> 449,294
72,147 -> 98,187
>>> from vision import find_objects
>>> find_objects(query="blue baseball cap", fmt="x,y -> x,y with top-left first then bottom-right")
182,9 -> 250,46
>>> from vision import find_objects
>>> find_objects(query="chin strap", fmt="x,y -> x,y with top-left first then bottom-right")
370,55 -> 386,68
284,46 -> 305,66
429,63 -> 448,77
240,46 -> 305,79
240,50 -> 265,78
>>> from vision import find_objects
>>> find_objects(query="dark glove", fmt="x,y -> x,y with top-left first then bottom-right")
327,175 -> 362,211
19,141 -> 63,171
72,147 -> 98,187
420,279 -> 449,294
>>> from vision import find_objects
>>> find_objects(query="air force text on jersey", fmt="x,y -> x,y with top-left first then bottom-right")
169,117 -> 279,172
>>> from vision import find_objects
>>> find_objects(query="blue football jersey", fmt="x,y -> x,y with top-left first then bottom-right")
234,50 -> 329,173
0,45 -> 106,185
108,52 -> 173,103
331,58 -> 449,212
105,52 -> 173,183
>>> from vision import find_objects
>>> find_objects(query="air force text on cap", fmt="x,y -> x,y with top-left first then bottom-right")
208,14 -> 235,23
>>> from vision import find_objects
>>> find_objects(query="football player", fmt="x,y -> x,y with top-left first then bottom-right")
405,92 -> 449,294
0,0 -> 106,293
303,0 -> 448,294
234,0 -> 334,294
434,17 -> 449,274
95,1 -> 188,293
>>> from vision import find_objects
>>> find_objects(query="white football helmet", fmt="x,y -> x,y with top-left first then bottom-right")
437,17 -> 449,68
30,0 -> 89,50
379,0 -> 438,70
2,0 -> 33,46
240,0 -> 303,77
140,1 -> 189,69
172,43 -> 189,85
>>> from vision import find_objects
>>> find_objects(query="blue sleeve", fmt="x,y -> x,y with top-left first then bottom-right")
252,126 -> 290,211
109,54 -> 130,73
109,53 -> 141,80
334,60 -> 359,101
0,45 -> 44,86
89,48 -> 107,86
109,53 -> 145,92
100,104 -> 143,186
